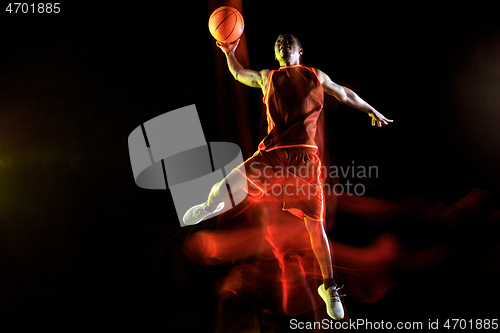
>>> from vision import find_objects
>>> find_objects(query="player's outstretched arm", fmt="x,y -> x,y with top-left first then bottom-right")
217,39 -> 269,90
315,68 -> 393,127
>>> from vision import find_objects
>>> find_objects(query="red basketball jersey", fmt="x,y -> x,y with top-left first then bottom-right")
259,65 -> 324,151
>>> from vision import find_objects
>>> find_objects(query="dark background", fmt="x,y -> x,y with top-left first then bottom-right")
0,1 -> 499,330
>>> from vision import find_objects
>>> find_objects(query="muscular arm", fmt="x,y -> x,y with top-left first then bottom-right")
217,40 -> 269,91
224,51 -> 267,88
315,68 -> 393,126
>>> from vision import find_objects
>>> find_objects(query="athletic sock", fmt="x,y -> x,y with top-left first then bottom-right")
323,278 -> 336,290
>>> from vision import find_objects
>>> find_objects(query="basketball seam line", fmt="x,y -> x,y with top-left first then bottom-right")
214,10 -> 237,41
222,12 -> 239,42
214,10 -> 236,34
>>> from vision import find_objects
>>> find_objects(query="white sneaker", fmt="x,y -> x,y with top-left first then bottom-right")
183,202 -> 225,225
318,283 -> 345,320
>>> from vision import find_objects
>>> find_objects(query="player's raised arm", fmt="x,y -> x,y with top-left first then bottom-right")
315,68 -> 393,127
217,39 -> 269,90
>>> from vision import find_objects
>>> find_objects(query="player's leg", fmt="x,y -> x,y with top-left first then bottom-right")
184,149 -> 277,225
304,218 -> 334,283
183,169 -> 249,225
304,217 -> 345,320
206,170 -> 248,211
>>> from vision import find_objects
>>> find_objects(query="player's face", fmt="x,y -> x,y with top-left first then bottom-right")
274,34 -> 302,62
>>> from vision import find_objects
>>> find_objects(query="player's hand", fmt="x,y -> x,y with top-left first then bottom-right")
368,110 -> 393,127
216,39 -> 240,54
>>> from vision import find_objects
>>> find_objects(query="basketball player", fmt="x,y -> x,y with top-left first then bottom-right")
183,33 -> 392,320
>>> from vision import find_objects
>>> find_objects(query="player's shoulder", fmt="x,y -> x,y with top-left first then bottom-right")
308,67 -> 323,76
309,67 -> 328,84
259,69 -> 272,77
259,69 -> 272,83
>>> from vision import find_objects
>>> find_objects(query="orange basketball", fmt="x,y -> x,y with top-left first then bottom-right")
208,6 -> 244,44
